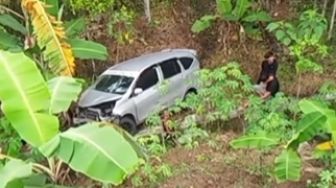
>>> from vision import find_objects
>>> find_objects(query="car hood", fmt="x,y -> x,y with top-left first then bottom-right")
78,89 -> 122,107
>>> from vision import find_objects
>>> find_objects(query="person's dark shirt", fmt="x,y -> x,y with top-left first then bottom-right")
257,60 -> 278,83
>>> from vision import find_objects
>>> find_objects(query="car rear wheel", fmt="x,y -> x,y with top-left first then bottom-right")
120,116 -> 137,135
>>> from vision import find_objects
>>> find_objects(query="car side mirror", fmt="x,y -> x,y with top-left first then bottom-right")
133,88 -> 143,96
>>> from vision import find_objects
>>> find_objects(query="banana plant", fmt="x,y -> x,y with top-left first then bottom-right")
0,0 -> 108,76
0,50 -> 143,186
192,0 -> 272,38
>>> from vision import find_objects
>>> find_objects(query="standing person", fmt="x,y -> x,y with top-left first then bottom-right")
255,51 -> 280,99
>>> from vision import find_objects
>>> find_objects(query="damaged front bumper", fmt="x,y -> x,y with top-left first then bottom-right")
73,107 -> 121,126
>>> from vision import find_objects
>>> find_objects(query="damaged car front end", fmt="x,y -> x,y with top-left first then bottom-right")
73,73 -> 134,126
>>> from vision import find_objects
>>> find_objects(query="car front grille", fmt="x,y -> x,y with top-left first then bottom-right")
81,108 -> 100,120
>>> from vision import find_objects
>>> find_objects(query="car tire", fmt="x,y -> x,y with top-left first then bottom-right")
183,89 -> 197,101
120,116 -> 137,135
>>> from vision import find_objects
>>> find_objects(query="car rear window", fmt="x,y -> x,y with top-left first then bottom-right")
180,57 -> 194,70
160,59 -> 181,79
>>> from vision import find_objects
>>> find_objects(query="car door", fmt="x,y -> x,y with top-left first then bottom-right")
159,58 -> 184,107
131,66 -> 162,123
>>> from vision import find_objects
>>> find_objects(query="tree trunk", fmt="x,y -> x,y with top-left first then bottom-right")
328,0 -> 336,40
144,0 -> 151,23
322,0 -> 329,16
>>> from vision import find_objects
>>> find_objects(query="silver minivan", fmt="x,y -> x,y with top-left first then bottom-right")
74,49 -> 200,134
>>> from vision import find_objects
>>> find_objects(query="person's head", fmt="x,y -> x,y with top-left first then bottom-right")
264,51 -> 276,63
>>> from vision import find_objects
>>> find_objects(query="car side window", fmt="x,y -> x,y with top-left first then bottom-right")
160,59 -> 181,79
179,57 -> 193,70
135,67 -> 159,91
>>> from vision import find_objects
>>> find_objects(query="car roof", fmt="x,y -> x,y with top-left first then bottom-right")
107,49 -> 197,72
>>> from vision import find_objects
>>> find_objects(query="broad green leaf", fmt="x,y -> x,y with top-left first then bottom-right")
274,149 -> 301,182
242,11 -> 272,22
216,0 -> 232,16
232,0 -> 251,19
40,122 -> 142,185
111,123 -> 148,160
266,22 -> 280,32
0,50 -> 59,147
0,159 -> 33,188
48,76 -> 83,114
283,37 -> 291,46
275,30 -> 286,41
230,131 -> 279,149
287,112 -> 327,149
64,18 -> 86,37
0,30 -> 22,51
299,99 -> 336,132
0,14 -> 27,35
69,39 -> 108,60
44,0 -> 59,17
191,15 -> 216,33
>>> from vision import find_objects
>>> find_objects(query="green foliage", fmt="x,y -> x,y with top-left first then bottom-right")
69,38 -> 108,60
309,167 -> 336,188
108,6 -> 136,44
230,131 -> 279,149
40,122 -> 141,185
69,0 -> 115,15
0,50 -> 59,147
0,50 -> 143,185
232,0 -> 251,19
267,9 -> 328,74
137,135 -> 167,156
177,119 -> 208,149
181,62 -> 253,121
0,159 -> 33,188
0,14 -> 27,35
299,99 -> 336,135
216,0 -> 232,16
0,118 -> 22,158
245,94 -> 298,142
0,28 -> 22,51
191,15 -> 216,33
274,149 -> 301,182
47,76 -> 83,114
287,112 -> 327,149
319,81 -> 336,96
64,18 -> 86,37
192,0 -> 271,36
43,0 -> 59,17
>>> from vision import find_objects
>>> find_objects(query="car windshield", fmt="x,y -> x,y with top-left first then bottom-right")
94,74 -> 134,94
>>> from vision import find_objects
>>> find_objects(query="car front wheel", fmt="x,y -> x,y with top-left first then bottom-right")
119,116 -> 137,135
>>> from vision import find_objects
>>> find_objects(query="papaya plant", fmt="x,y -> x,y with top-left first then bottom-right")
192,0 -> 272,38
0,50 -> 143,186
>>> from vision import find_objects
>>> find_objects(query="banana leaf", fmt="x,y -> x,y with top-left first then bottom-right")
40,122 -> 142,185
22,0 -> 75,76
0,159 -> 33,188
0,14 -> 27,35
48,76 -> 83,114
0,50 -> 59,147
230,131 -> 279,149
287,112 -> 327,149
274,149 -> 301,182
69,39 -> 108,61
